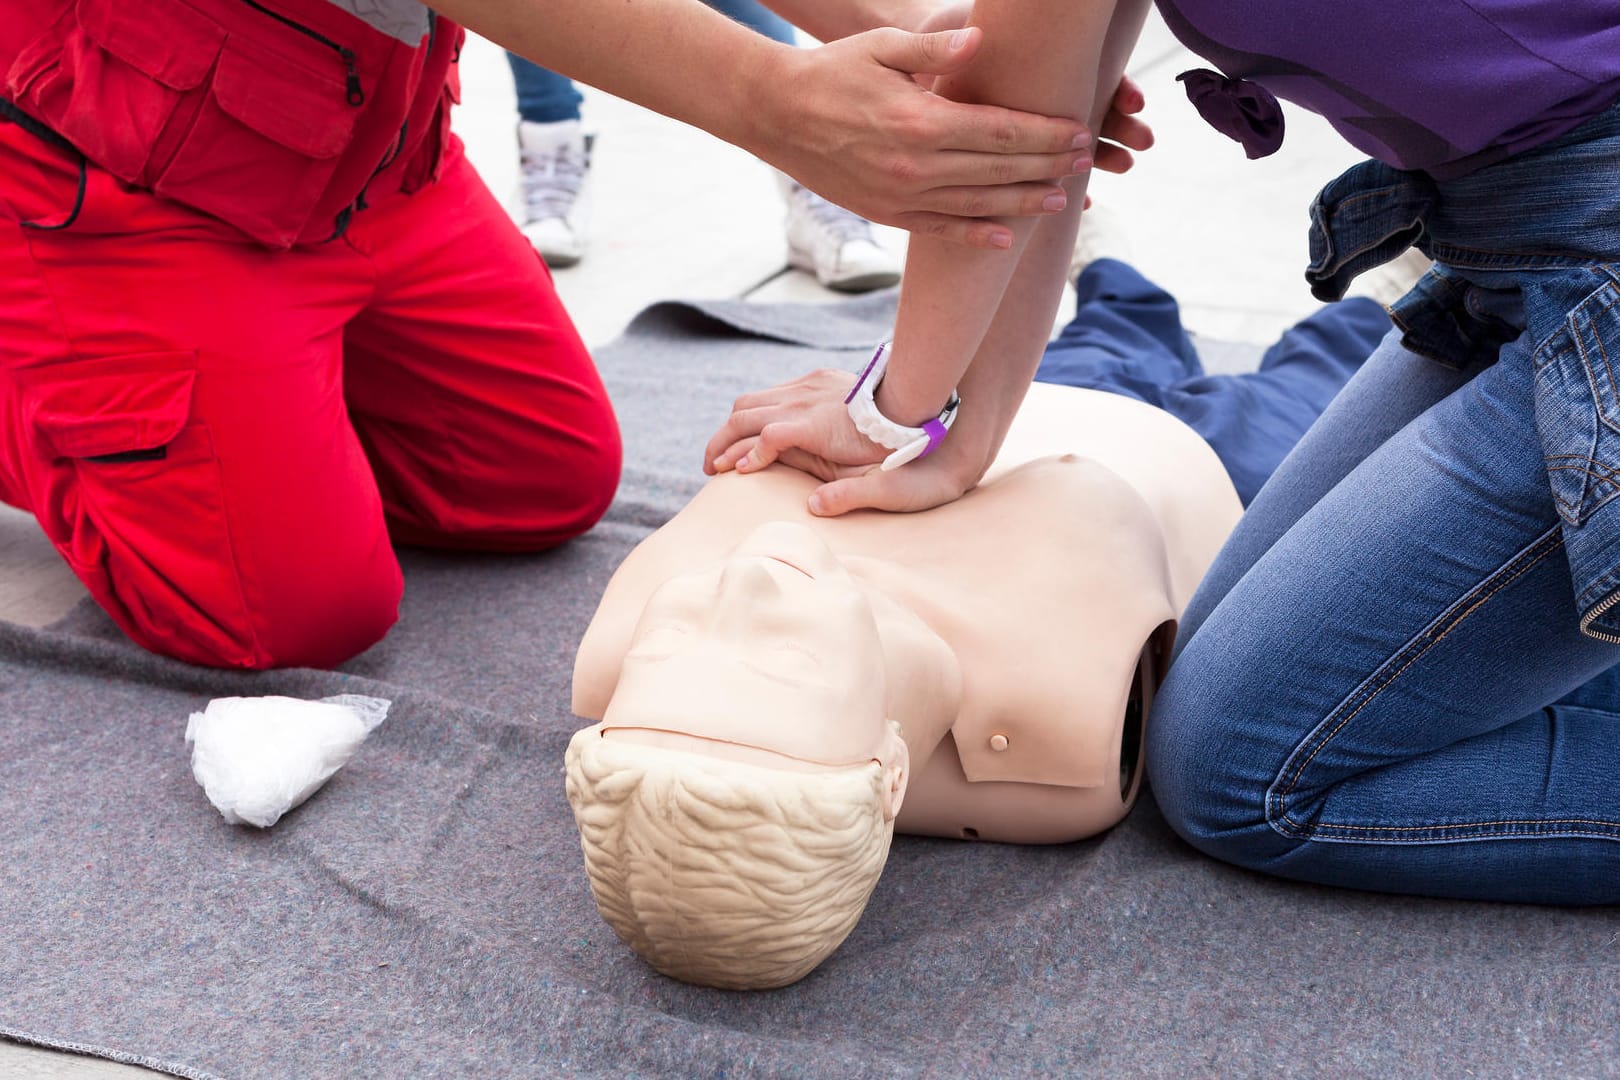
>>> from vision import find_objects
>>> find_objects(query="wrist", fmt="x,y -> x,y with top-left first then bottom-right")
874,364 -> 954,428
847,342 -> 961,470
712,38 -> 802,158
930,415 -> 995,491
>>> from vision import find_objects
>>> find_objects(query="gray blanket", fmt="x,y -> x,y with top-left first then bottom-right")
3,294 -> 1617,1079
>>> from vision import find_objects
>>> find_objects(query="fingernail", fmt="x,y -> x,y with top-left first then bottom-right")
1042,192 -> 1067,212
989,231 -> 1013,249
808,493 -> 825,515
949,29 -> 970,50
1071,131 -> 1092,150
738,454 -> 754,472
1071,154 -> 1092,173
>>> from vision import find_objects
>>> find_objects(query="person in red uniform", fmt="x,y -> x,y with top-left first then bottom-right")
0,0 -> 1137,669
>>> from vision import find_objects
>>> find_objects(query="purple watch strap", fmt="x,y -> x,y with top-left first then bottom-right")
918,417 -> 948,459
845,342 -> 886,405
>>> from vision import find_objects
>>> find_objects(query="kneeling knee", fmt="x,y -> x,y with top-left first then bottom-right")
111,552 -> 403,671
1146,667 -> 1284,868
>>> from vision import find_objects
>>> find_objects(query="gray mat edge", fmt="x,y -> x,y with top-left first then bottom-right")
0,1026 -> 221,1080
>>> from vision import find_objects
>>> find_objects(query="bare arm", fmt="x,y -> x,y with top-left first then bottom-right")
431,0 -> 1095,247
877,0 -> 1154,456
702,0 -> 1155,514
755,0 -> 938,42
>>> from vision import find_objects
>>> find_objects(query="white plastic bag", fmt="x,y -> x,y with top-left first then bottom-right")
185,694 -> 391,828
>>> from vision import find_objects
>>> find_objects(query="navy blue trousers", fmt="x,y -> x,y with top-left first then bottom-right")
1036,259 -> 1390,505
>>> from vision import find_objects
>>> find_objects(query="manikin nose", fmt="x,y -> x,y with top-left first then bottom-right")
711,558 -> 785,637
709,557 -> 790,641
717,556 -> 784,596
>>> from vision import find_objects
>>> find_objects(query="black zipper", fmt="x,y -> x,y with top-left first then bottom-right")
339,12 -> 440,232
231,0 -> 365,105
0,98 -> 87,231
353,119 -> 408,213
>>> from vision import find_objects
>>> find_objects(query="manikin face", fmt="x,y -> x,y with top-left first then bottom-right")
601,522 -> 904,786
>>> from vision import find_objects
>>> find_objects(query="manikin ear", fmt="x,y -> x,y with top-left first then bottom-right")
878,727 -> 910,822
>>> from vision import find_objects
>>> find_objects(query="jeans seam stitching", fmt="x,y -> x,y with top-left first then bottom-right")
1307,816 -> 1620,834
1271,528 -> 1565,835
1579,287 -> 1620,435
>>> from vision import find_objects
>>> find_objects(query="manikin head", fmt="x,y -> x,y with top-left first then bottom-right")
564,522 -> 909,990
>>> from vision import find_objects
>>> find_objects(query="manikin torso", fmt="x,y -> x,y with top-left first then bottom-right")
573,383 -> 1243,843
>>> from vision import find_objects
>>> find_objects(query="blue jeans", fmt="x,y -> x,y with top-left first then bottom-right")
1037,259 -> 1389,505
507,1 -> 796,124
1148,105 -> 1620,905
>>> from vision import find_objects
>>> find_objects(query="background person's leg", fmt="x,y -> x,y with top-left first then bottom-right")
1037,259 -> 1390,503
506,53 -> 584,125
702,0 -> 902,291
1148,338 -> 1620,904
507,53 -> 592,265
341,139 -> 621,551
1142,297 -> 1390,504
0,127 -> 402,669
1037,257 -> 1204,394
705,0 -> 796,43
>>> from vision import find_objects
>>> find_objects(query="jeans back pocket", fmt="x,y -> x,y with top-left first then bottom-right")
1534,281 -> 1620,526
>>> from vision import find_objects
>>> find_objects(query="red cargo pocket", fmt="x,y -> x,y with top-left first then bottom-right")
5,0 -> 224,183
155,40 -> 358,248
20,351 -> 224,551
30,367 -> 194,463
18,351 -> 253,655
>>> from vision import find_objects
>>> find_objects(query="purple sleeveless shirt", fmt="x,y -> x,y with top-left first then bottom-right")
1156,1 -> 1620,178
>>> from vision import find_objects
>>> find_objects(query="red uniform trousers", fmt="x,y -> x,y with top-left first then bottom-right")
0,125 -> 621,669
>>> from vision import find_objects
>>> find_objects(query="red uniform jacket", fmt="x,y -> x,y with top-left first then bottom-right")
0,0 -> 463,248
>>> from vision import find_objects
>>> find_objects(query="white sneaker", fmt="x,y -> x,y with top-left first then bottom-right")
516,119 -> 593,267
780,176 -> 901,292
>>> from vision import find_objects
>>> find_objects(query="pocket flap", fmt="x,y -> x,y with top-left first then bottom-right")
212,44 -> 356,159
77,0 -> 225,90
23,354 -> 198,460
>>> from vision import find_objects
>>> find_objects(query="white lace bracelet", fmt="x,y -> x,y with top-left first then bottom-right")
843,342 -> 961,471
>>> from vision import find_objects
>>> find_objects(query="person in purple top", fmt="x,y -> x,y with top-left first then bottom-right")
708,0 -> 1620,905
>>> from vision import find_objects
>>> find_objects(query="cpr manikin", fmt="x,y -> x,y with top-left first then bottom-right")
566,383 -> 1242,990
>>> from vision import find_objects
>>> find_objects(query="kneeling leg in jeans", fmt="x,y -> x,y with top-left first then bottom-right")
1148,329 -> 1620,905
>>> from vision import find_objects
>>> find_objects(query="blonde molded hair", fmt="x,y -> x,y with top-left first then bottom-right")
564,725 -> 895,990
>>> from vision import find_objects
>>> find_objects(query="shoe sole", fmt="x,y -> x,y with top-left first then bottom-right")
538,249 -> 583,269
822,270 -> 900,293
787,250 -> 899,293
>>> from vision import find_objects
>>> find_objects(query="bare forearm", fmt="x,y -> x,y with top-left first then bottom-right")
433,0 -> 783,154
876,0 -> 1152,455
757,0 -> 937,40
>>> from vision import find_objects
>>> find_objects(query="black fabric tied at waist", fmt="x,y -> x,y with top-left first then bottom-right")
1177,68 -> 1285,159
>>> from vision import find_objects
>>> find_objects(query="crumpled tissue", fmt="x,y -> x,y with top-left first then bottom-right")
185,694 -> 391,827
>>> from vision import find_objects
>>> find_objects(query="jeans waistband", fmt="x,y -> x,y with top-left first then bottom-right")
1306,100 -> 1620,302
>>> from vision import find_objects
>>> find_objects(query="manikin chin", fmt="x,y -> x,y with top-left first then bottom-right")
566,383 -> 1242,990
